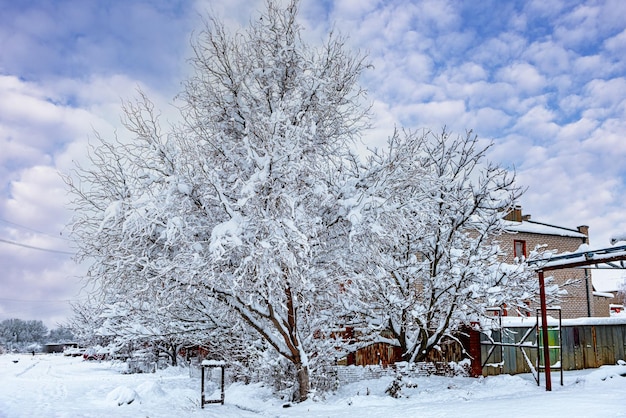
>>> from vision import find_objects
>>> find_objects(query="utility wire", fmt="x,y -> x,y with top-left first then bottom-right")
0,218 -> 71,241
0,238 -> 74,255
0,298 -> 72,303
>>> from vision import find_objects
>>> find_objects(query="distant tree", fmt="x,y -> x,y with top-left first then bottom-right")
0,319 -> 48,351
343,129 -> 540,362
96,288 -> 230,366
66,0 -> 368,401
47,326 -> 75,343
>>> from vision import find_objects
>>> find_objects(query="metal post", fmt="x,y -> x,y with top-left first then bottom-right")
220,364 -> 225,405
201,365 -> 205,408
584,268 -> 591,317
538,270 -> 552,391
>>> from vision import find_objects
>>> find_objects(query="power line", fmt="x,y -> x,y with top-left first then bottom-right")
0,238 -> 74,255
0,218 -> 71,241
0,298 -> 73,304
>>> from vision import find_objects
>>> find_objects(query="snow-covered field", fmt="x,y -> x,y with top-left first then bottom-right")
1,354 -> 625,418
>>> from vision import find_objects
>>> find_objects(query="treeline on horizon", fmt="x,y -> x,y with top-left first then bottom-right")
0,318 -> 75,352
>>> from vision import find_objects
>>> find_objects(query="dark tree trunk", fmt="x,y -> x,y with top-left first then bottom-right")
170,344 -> 178,366
296,363 -> 310,402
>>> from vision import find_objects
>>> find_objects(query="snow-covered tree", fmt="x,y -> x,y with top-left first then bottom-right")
0,319 -> 48,351
95,282 -> 241,367
67,298 -> 111,348
343,129 -> 537,362
47,326 -> 75,343
67,0 -> 368,401
174,0 -> 368,399
66,0 -> 545,397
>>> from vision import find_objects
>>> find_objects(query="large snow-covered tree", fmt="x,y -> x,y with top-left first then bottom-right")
66,0 -> 543,399
67,0 -> 368,401
343,129 -> 538,362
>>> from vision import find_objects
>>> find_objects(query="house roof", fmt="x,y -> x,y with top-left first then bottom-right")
593,291 -> 615,299
503,219 -> 587,239
592,269 -> 625,292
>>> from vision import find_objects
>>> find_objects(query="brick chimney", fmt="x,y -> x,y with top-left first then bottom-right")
577,225 -> 589,244
503,205 -> 523,222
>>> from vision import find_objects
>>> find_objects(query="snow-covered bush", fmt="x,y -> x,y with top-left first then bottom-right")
385,373 -> 405,398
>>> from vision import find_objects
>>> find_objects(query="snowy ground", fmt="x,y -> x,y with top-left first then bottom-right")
1,354 -> 625,417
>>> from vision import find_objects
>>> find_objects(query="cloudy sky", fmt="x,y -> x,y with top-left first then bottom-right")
1,0 -> 625,327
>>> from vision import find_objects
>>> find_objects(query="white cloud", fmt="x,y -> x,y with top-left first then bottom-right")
553,4 -> 602,48
0,70 -> 181,327
525,0 -> 568,18
497,62 -> 546,95
524,41 -> 572,75
582,78 -> 626,110
512,105 -> 559,137
396,99 -> 467,130
468,107 -> 512,136
582,117 -> 626,161
445,62 -> 488,83
470,33 -> 528,68
604,28 -> 626,55
4,166 -> 69,230
557,117 -> 598,143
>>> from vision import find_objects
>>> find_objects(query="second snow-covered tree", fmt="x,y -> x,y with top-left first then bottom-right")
343,129 -> 537,362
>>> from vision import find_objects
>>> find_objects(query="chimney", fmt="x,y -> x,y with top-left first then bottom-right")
577,225 -> 589,244
503,205 -> 523,222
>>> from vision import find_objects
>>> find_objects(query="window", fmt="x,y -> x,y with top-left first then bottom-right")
514,239 -> 527,260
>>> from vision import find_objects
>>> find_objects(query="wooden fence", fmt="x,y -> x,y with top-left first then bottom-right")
480,318 -> 626,376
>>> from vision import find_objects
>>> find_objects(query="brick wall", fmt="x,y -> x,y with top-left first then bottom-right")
593,294 -> 614,317
334,362 -> 455,386
499,231 -> 597,319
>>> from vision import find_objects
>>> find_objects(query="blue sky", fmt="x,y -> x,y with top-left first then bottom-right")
1,0 -> 625,327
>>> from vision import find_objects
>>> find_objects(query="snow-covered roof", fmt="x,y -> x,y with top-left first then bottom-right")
610,233 -> 626,245
201,359 -> 226,367
503,220 -> 587,238
593,291 -> 615,299
592,270 -> 625,292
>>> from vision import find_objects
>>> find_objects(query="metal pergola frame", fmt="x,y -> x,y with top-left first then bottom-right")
527,244 -> 626,391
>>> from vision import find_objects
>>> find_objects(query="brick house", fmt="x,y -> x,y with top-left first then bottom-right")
501,206 -> 610,318
340,206 -> 611,367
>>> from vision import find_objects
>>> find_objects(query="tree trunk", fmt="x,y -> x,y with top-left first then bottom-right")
296,363 -> 310,402
170,344 -> 178,366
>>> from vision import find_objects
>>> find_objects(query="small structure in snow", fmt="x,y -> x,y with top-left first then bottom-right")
201,360 -> 227,407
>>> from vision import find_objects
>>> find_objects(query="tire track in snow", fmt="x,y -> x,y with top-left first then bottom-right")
14,361 -> 39,377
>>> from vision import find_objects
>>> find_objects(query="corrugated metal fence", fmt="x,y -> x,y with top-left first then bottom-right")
481,320 -> 626,376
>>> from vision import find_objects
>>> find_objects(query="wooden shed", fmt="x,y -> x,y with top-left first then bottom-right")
44,342 -> 78,354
